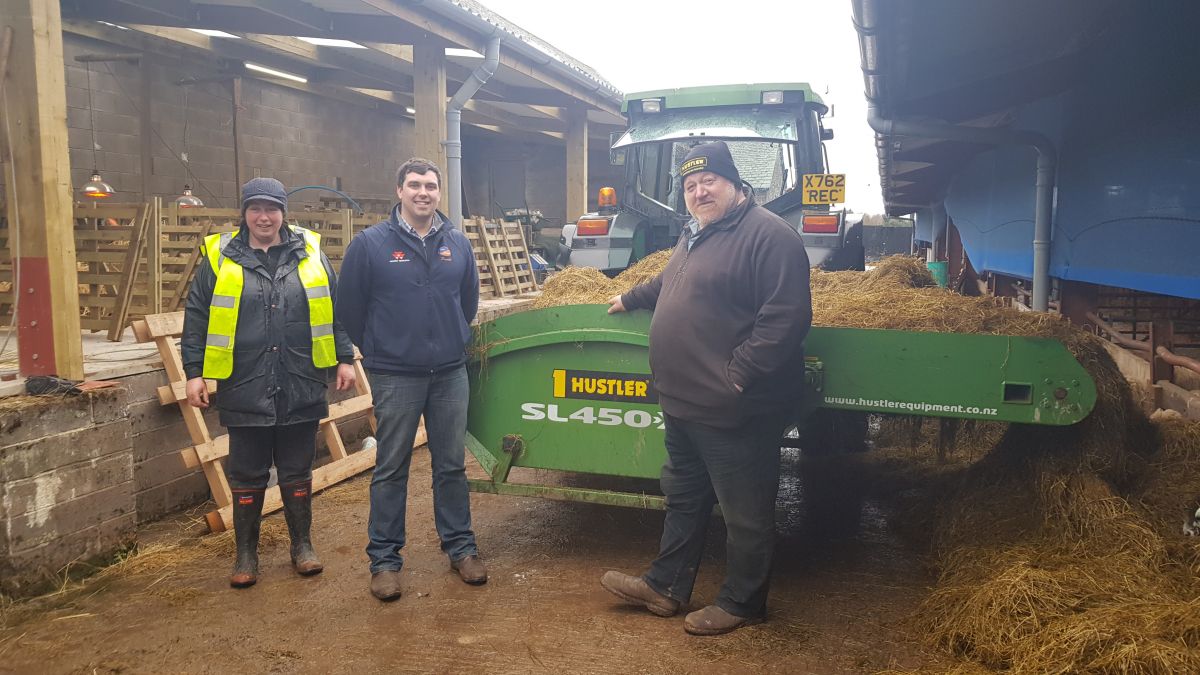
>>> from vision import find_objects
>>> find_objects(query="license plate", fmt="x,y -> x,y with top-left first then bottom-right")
802,174 -> 846,204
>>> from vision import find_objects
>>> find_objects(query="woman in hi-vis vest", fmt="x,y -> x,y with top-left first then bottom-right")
180,178 -> 357,588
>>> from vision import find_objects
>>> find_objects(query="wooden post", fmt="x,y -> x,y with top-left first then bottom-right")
1,0 -> 84,378
566,105 -> 589,224
412,40 -> 447,168
149,197 -> 162,312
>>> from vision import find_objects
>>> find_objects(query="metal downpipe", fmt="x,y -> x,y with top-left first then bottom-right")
864,103 -> 1057,311
930,201 -> 947,263
446,36 -> 500,226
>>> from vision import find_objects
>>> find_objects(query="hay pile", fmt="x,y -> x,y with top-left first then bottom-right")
542,253 -> 1200,673
533,249 -> 673,308
815,259 -> 1199,673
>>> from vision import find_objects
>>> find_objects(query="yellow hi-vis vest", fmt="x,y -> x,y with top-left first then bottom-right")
201,226 -> 337,379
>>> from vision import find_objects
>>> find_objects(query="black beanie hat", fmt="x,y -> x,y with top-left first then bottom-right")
240,177 -> 288,213
679,141 -> 741,187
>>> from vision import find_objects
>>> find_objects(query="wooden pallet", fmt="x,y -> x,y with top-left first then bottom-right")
463,220 -> 500,298
132,311 -> 424,533
462,217 -> 539,297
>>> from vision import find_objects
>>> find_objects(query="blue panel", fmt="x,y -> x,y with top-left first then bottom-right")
943,8 -> 1200,299
913,208 -> 933,244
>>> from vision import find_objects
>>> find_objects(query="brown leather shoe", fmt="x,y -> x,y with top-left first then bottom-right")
450,555 -> 488,585
683,605 -> 763,635
600,571 -> 679,617
370,571 -> 402,601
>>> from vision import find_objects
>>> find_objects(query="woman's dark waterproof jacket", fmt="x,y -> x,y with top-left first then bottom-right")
181,224 -> 354,427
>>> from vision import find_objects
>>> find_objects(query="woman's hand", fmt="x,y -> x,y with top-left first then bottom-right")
336,363 -> 357,391
185,377 -> 209,408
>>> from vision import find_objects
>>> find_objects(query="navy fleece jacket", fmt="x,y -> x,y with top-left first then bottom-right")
336,207 -> 479,374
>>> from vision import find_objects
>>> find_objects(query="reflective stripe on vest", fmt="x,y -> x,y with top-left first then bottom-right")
201,227 -> 337,379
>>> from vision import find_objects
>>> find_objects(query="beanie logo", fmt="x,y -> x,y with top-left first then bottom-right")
680,157 -> 708,175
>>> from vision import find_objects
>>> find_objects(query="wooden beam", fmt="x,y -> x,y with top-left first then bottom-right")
239,33 -> 414,92
352,0 -> 621,114
566,105 -> 589,224
412,39 -> 447,167
251,0 -> 332,34
110,0 -> 195,23
64,1 -> 448,45
465,101 -> 566,133
1,0 -> 84,378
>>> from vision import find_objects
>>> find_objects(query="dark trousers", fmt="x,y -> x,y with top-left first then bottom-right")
643,412 -> 788,618
225,421 -> 320,490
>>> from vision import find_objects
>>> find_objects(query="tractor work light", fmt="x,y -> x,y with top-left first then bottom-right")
575,218 -> 611,236
762,90 -> 784,104
640,98 -> 662,113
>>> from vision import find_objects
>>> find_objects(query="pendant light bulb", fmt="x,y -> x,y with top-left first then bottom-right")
175,184 -> 204,208
82,171 -> 115,199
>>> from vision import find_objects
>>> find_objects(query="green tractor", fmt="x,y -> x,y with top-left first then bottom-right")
558,83 -> 864,274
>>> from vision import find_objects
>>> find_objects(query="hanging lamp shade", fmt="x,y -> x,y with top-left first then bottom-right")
175,184 -> 204,208
81,171 -> 115,199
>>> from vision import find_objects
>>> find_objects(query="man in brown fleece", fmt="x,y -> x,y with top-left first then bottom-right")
601,140 -> 812,635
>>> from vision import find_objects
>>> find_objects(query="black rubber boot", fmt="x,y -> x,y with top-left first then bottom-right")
230,488 -> 264,588
280,481 -> 323,576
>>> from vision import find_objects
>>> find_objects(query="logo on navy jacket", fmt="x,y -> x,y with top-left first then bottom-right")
389,250 -> 409,263
437,244 -> 453,261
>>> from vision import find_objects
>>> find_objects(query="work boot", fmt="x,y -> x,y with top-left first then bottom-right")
600,571 -> 679,617
370,571 -> 402,601
450,555 -> 488,585
683,605 -> 763,636
230,488 -> 265,588
280,480 -> 323,576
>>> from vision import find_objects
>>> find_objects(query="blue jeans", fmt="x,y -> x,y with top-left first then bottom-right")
366,366 -> 477,573
643,412 -> 788,618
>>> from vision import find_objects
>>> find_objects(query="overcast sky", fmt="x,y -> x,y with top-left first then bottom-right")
479,0 -> 884,213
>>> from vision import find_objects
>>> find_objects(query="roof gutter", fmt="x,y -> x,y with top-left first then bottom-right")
855,0 -> 1057,312
446,35 -> 500,226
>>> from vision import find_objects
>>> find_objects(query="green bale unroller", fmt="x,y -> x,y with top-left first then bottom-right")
465,305 -> 1096,507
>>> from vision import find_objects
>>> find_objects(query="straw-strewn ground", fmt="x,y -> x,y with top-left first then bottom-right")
541,254 -> 1200,674
1,255 -> 1195,673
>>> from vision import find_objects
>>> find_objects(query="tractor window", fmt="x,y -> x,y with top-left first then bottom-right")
802,109 -> 826,174
725,141 -> 796,205
636,144 -> 669,204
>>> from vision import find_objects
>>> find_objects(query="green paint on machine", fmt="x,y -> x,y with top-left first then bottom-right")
466,305 -> 1097,507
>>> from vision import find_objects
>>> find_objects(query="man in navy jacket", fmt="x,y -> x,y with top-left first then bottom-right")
337,157 -> 485,601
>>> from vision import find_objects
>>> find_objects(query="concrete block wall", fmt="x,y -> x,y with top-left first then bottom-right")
0,367 -> 374,597
0,390 -> 135,596
462,134 -> 623,226
123,370 -> 217,523
60,34 -> 414,211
